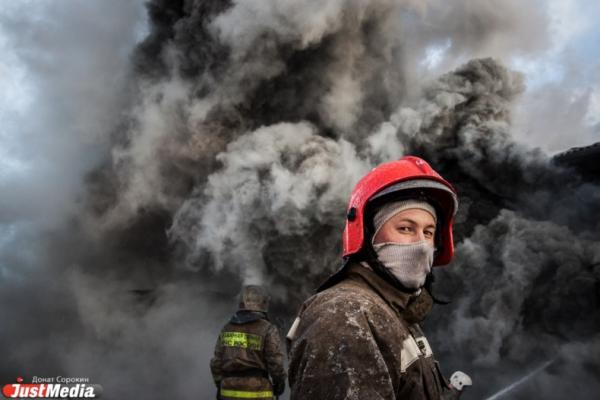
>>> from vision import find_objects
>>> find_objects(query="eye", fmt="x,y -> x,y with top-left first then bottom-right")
396,225 -> 412,233
424,230 -> 435,238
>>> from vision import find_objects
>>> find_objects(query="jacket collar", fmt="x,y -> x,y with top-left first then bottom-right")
344,262 -> 434,324
230,310 -> 267,324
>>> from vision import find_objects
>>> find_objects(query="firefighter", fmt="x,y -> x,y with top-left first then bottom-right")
211,285 -> 287,400
287,156 -> 467,399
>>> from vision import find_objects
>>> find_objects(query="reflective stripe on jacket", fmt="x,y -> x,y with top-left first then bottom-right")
220,388 -> 274,399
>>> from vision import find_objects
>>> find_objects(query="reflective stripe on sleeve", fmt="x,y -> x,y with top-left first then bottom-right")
220,389 -> 273,398
220,331 -> 263,350
400,334 -> 434,372
400,336 -> 421,372
286,317 -> 301,341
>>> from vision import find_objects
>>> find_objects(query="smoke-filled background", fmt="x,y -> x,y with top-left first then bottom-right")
1,0 -> 599,399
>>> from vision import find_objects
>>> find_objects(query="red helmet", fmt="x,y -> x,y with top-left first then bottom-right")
343,156 -> 458,266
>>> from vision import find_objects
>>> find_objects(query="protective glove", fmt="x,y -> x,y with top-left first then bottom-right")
273,381 -> 285,396
215,382 -> 221,400
441,371 -> 472,399
440,386 -> 461,400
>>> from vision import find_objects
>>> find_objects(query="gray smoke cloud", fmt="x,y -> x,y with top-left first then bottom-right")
170,122 -> 370,288
1,0 -> 599,399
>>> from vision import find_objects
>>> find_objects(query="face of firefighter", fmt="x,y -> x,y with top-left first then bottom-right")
372,208 -> 436,246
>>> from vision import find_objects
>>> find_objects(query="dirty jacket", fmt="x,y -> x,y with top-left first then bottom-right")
288,262 -> 452,400
210,311 -> 287,399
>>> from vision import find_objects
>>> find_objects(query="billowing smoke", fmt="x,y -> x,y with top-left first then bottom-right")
1,0 -> 599,399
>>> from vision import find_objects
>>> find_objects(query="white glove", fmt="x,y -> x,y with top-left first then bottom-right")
450,371 -> 472,391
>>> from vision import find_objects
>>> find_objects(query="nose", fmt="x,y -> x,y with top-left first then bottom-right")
415,230 -> 426,242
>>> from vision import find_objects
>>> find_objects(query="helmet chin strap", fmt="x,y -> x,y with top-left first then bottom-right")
424,272 -> 451,305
